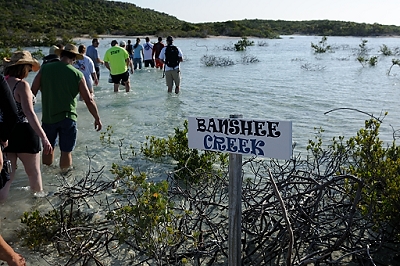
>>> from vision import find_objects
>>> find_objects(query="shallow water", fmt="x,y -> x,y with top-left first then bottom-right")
1,35 -> 400,264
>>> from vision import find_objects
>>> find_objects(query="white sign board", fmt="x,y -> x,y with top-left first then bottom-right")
188,117 -> 292,160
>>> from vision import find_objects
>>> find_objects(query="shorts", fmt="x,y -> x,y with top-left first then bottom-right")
155,58 -> 164,69
42,118 -> 77,152
144,59 -> 155,68
3,123 -> 41,154
111,71 -> 129,85
165,69 -> 181,88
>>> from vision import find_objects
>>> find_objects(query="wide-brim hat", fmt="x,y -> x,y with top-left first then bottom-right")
55,43 -> 83,60
49,45 -> 59,55
3,50 -> 40,72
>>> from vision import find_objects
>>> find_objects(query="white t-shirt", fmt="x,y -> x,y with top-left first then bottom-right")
143,42 -> 154,60
73,55 -> 95,89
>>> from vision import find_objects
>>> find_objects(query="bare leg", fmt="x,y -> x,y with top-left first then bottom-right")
113,83 -> 119,92
16,153 -> 42,192
124,80 -> 130,92
60,151 -> 72,170
0,153 -> 18,201
167,86 -> 173,93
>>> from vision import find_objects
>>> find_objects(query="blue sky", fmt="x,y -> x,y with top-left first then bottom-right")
114,0 -> 400,26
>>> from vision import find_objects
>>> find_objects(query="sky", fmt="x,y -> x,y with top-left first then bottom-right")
114,0 -> 400,26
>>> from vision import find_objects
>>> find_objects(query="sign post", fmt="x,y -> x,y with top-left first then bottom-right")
228,114 -> 243,266
188,115 -> 292,264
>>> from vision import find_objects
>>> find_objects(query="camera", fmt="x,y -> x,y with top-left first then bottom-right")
0,159 -> 11,189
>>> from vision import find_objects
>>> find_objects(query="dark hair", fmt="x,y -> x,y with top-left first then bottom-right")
4,64 -> 30,79
158,37 -> 162,42
60,50 -> 76,60
78,45 -> 86,54
92,38 -> 98,44
145,37 -> 150,42
56,43 -> 64,49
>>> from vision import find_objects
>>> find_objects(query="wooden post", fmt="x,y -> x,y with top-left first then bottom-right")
228,114 -> 243,265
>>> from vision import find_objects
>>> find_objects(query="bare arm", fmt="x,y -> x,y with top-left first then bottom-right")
104,61 -> 110,71
30,70 -> 41,96
78,79 -> 102,131
17,81 -> 52,155
0,235 -> 26,266
126,58 -> 133,74
91,72 -> 98,87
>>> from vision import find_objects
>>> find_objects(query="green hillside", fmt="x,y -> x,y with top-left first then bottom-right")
1,0 -> 400,48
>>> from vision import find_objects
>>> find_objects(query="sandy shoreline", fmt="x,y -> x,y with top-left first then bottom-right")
74,34 -> 245,42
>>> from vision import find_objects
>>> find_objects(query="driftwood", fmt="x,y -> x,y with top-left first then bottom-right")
23,151 -> 398,265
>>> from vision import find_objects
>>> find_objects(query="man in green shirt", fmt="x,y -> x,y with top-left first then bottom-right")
31,44 -> 102,171
104,40 -> 133,92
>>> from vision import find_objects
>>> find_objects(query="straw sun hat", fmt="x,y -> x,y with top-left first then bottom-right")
55,43 -> 83,60
3,50 -> 40,72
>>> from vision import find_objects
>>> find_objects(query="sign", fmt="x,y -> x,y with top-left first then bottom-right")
188,117 -> 292,160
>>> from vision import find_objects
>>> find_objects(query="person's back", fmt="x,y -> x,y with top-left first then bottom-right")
104,45 -> 128,75
126,40 -> 133,58
159,36 -> 183,94
40,61 -> 82,124
153,37 -> 165,69
153,42 -> 164,58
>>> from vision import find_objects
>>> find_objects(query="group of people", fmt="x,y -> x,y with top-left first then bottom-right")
88,36 -> 183,93
0,44 -> 103,265
0,35 -> 183,265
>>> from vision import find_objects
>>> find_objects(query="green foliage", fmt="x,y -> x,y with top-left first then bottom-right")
308,116 -> 400,238
107,164 -> 180,254
311,36 -> 331,53
100,125 -> 114,146
356,39 -> 378,67
380,44 -> 393,56
388,58 -> 400,75
2,1 -> 400,47
344,118 -> 400,234
18,210 -> 60,250
234,37 -> 254,51
141,120 -> 228,182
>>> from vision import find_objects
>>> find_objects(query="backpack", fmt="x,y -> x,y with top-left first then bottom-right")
165,45 -> 180,68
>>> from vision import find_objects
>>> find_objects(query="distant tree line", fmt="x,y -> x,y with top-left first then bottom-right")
1,0 -> 400,48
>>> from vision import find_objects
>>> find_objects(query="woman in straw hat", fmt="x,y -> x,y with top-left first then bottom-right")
0,50 -> 53,201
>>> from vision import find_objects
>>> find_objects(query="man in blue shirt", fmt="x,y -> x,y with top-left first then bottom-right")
86,38 -> 104,79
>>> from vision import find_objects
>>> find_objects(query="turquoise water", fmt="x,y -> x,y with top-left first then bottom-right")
2,35 -> 400,264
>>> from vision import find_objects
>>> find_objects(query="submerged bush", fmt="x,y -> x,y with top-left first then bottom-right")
200,54 -> 235,67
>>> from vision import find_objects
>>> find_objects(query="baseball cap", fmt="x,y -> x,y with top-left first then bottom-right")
120,41 -> 126,46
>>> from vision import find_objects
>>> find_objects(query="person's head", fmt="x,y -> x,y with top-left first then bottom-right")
3,50 -> 40,78
55,43 -> 84,62
78,44 -> 86,55
49,45 -> 59,55
136,38 -> 140,43
56,43 -> 64,50
145,37 -> 150,42
111,40 -> 118,47
158,37 -> 162,42
92,38 -> 99,47
119,41 -> 126,48
128,40 -> 131,44
166,36 -> 173,45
